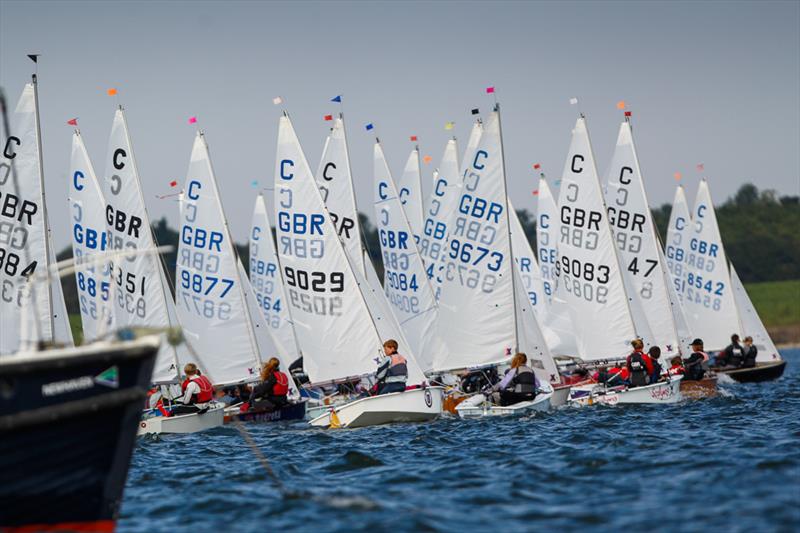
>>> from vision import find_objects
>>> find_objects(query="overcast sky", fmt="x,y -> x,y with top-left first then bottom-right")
1,0 -> 798,250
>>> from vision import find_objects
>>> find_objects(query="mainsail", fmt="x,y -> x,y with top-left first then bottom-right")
274,113 -> 426,384
730,265 -> 780,363
555,117 -> 636,361
396,146 -> 424,239
603,120 -> 679,355
102,107 -> 181,383
681,179 -> 739,351
249,194 -> 301,365
509,199 -> 545,317
1,79 -> 72,353
665,185 -> 691,302
68,131 -> 115,343
176,133 -> 261,385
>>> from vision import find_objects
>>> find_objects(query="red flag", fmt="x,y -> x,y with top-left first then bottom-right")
486,86 -> 495,94
532,190 -> 540,196
324,114 -> 333,121
410,135 -> 418,142
696,163 -> 704,172
67,118 -> 78,126
169,180 -> 178,187
533,163 -> 541,170
624,111 -> 632,117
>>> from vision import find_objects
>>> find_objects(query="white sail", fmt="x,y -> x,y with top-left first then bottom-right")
603,120 -> 679,355
535,177 -> 578,356
176,133 -> 260,385
314,116 -> 365,274
665,185 -> 691,302
730,265 -> 780,362
396,147 -> 424,239
460,120 -> 483,173
238,259 -> 301,399
1,81 -> 71,353
249,194 -> 301,365
513,265 -> 559,384
68,131 -> 115,343
101,108 -> 180,382
433,109 -> 517,371
274,114 -> 426,385
373,141 -> 441,369
509,200 -> 545,318
658,245 -> 693,353
682,180 -> 740,351
555,117 -> 636,361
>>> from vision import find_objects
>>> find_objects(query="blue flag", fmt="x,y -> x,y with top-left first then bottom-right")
331,95 -> 342,103
365,123 -> 374,131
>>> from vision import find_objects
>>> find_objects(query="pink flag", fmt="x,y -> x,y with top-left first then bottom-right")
486,86 -> 495,94
188,116 -> 197,124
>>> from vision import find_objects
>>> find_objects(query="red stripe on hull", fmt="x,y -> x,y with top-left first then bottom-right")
3,520 -> 115,532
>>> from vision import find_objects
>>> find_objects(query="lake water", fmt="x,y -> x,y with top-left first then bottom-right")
121,349 -> 800,532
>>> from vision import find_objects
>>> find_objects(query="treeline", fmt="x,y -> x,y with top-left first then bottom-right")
56,183 -> 799,315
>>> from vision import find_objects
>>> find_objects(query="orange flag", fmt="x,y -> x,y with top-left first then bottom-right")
107,88 -> 118,96
616,101 -> 626,110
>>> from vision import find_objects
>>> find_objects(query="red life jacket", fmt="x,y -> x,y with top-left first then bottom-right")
182,375 -> 214,403
272,371 -> 289,396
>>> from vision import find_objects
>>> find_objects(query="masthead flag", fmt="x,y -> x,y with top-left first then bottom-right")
331,95 -> 342,103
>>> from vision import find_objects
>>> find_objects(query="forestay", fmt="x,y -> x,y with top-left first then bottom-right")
176,133 -> 260,385
433,109 -> 517,372
681,180 -> 739,351
603,120 -> 678,355
555,117 -> 635,361
69,131 -> 115,343
665,185 -> 691,302
374,141 -> 441,368
396,147 -> 424,239
274,114 -> 426,385
1,80 -> 71,353
730,265 -> 780,363
250,194 -> 301,365
102,108 -> 181,383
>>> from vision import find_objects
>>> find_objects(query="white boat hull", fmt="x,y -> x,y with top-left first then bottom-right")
308,387 -> 443,428
569,377 -> 683,407
550,385 -> 572,407
455,391 -> 553,418
137,402 -> 225,435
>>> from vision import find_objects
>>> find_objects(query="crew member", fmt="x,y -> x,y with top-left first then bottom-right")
648,346 -> 663,383
174,363 -> 214,414
742,336 -> 758,368
626,339 -> 654,387
375,339 -> 408,395
246,357 -> 290,411
683,339 -> 708,381
668,356 -> 685,377
593,364 -> 629,386
718,334 -> 745,368
486,352 -> 539,406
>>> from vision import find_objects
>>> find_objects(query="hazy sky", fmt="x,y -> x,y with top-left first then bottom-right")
1,0 -> 798,251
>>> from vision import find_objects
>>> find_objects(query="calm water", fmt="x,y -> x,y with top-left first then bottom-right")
121,350 -> 800,532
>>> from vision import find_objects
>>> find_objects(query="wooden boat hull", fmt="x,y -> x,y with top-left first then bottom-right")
569,377 -> 683,406
308,387 -> 443,429
138,403 -> 225,435
680,376 -> 718,399
713,360 -> 787,383
455,391 -> 553,418
0,337 -> 159,531
224,400 -> 306,423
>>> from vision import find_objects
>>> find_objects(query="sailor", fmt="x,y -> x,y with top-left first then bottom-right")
683,339 -> 708,381
648,346 -> 663,383
375,339 -> 408,395
668,356 -> 685,377
485,352 -> 539,406
742,336 -> 758,368
245,358 -> 290,411
174,363 -> 214,414
593,364 -> 629,386
626,339 -> 654,387
718,334 -> 745,368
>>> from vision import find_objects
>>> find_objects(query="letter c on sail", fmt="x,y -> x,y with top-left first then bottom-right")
379,182 -> 388,200
571,154 -> 584,173
676,217 -> 686,231
280,159 -> 295,180
399,187 -> 409,205
619,166 -> 633,184
73,170 -> 85,191
539,213 -> 550,229
3,136 -> 20,159
188,180 -> 201,200
252,226 -> 261,241
322,162 -> 336,181
473,150 -> 488,170
697,205 -> 706,219
113,148 -> 127,170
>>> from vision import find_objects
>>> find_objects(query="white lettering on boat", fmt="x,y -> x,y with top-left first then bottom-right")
41,376 -> 94,396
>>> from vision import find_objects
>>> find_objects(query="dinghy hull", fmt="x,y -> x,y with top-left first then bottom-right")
308,387 -> 443,428
550,385 -> 572,407
0,337 -> 159,532
224,400 -> 307,423
680,376 -> 718,399
712,360 -> 787,383
569,377 -> 683,406
137,403 -> 225,435
455,391 -> 553,418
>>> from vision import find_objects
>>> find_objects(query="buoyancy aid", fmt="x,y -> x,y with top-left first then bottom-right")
182,375 -> 213,403
384,353 -> 408,384
272,370 -> 289,396
668,364 -> 685,377
510,366 -> 537,395
628,352 -> 649,387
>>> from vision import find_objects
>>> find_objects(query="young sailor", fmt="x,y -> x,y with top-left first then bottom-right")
683,339 -> 709,381
626,339 -> 654,387
593,364 -> 629,386
668,356 -> 685,377
485,353 -> 539,406
375,339 -> 408,395
717,334 -> 745,368
648,346 -> 663,383
174,363 -> 214,414
742,336 -> 758,368
244,358 -> 290,411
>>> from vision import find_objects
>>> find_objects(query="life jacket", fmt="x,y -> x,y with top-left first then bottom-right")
182,375 -> 213,404
628,352 -> 648,387
384,353 -> 408,384
742,346 -> 757,368
728,344 -> 744,367
510,366 -> 537,395
271,370 -> 289,396
685,352 -> 706,380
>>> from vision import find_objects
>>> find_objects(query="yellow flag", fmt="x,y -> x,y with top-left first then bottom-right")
444,121 -> 455,130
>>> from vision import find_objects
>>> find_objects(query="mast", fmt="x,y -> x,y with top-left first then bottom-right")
495,103 -> 519,352
338,112 -> 369,276
31,74 -> 52,342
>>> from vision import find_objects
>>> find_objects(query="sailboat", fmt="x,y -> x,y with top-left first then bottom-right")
664,185 -> 692,305
0,77 -> 72,355
396,145 -> 424,240
553,115 -> 681,406
430,105 -> 556,417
